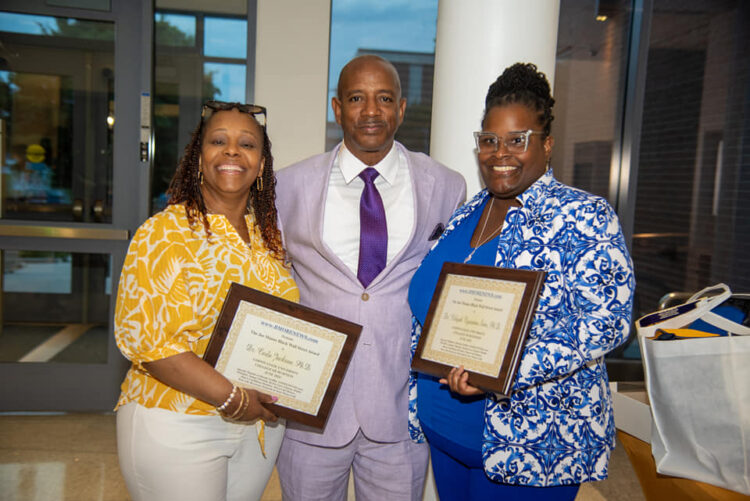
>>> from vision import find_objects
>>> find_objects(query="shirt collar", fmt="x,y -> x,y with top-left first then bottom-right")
338,142 -> 399,185
517,168 -> 555,206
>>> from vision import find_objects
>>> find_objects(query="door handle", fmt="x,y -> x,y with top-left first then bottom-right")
72,199 -> 83,221
92,200 -> 104,222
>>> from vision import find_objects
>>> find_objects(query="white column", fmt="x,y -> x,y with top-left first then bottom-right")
254,0 -> 331,170
430,0 -> 561,197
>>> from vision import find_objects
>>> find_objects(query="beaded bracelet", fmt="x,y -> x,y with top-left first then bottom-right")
216,385 -> 238,413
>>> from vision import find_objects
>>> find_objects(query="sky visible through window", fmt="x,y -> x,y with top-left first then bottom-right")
0,11 -> 113,40
205,17 -> 246,59
2,5 -> 437,123
155,12 -> 195,45
154,11 -> 246,103
204,62 -> 245,102
327,0 -> 438,120
0,12 -> 57,35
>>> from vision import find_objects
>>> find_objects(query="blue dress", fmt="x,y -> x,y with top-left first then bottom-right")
408,171 -> 635,491
408,195 -> 582,500
408,197 -> 494,460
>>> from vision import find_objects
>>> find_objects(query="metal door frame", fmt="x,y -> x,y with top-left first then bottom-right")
0,0 -> 153,410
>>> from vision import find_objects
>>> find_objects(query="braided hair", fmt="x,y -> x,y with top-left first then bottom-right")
166,107 -> 285,261
483,62 -> 555,137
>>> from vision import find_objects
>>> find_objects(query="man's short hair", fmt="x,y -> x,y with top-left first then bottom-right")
336,55 -> 402,100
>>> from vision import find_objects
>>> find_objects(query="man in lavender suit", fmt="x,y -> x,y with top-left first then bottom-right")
275,55 -> 466,500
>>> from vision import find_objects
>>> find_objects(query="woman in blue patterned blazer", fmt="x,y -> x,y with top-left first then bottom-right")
407,63 -> 635,500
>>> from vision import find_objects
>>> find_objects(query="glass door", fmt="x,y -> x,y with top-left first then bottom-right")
0,0 -> 152,411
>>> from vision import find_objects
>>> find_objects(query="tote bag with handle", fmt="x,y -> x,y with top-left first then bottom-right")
636,284 -> 750,495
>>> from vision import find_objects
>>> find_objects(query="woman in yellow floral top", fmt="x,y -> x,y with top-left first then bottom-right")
114,101 -> 298,501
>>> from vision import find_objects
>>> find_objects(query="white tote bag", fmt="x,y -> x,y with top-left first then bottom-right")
636,284 -> 750,494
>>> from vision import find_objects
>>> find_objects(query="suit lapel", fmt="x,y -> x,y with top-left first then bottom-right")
367,144 -> 436,289
409,150 -> 438,249
301,145 -> 362,287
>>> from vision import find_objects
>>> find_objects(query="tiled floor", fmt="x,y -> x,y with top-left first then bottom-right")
0,413 -> 645,501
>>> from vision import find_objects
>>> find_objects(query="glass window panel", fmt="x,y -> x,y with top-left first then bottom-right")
155,12 -> 196,47
553,1 -> 638,376
0,11 -> 113,41
46,0 -> 111,11
0,12 -> 58,35
203,62 -> 246,103
1,249 -> 112,364
326,0 -> 438,153
151,10 -> 248,213
204,16 -> 246,58
553,0 -> 632,200
3,250 -> 71,293
631,1 -> 749,317
0,11 -> 114,223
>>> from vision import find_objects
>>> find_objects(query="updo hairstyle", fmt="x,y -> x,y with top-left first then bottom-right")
483,62 -> 555,137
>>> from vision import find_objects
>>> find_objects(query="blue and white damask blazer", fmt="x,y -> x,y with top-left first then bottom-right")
409,169 -> 635,486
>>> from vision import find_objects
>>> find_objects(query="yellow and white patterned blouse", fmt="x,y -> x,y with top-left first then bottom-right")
115,204 -> 299,414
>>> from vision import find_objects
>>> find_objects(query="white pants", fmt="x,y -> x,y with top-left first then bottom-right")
117,403 -> 284,501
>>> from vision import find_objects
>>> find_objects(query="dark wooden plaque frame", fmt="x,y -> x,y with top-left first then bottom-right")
411,263 -> 546,395
204,282 -> 361,429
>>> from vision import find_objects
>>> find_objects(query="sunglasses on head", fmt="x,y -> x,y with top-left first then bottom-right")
201,100 -> 267,128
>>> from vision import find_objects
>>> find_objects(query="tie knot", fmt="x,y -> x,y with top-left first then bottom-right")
359,167 -> 380,185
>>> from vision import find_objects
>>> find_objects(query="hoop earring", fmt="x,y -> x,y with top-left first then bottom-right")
199,171 -> 204,185
256,174 -> 263,192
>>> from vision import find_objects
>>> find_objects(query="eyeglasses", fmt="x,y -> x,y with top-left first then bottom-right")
473,130 -> 544,154
201,100 -> 267,128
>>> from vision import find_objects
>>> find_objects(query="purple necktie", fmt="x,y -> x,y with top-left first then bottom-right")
357,167 -> 387,288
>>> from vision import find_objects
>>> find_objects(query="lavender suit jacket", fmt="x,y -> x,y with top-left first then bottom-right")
275,142 -> 466,447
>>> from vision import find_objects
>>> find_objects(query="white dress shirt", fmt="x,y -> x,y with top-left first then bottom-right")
322,143 -> 415,276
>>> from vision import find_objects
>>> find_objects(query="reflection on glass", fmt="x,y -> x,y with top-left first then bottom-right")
152,9 -> 248,213
0,11 -> 113,40
0,11 -> 114,223
3,250 -> 72,293
0,250 -> 111,364
155,12 -> 196,46
204,17 -> 246,58
326,0 -> 438,153
547,1 -> 641,375
631,0 -> 749,317
553,0 -> 631,200
204,63 -> 246,103
0,12 -> 58,34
